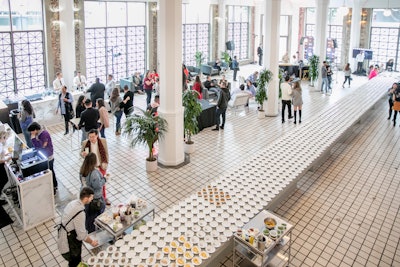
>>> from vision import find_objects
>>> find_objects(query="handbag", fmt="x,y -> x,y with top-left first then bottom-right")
68,104 -> 75,120
89,198 -> 103,213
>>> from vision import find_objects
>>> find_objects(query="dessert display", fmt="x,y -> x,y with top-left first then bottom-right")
197,185 -> 231,207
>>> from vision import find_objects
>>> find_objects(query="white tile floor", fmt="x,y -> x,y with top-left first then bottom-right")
0,65 -> 399,267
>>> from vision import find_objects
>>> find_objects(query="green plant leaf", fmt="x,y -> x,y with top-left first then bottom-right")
255,69 -> 273,110
182,90 -> 202,143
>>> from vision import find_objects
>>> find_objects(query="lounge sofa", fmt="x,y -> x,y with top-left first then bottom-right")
187,66 -> 201,78
120,77 -> 133,92
201,64 -> 219,76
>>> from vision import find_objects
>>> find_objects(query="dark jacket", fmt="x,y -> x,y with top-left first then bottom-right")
87,82 -> 106,104
217,88 -> 230,109
78,107 -> 99,132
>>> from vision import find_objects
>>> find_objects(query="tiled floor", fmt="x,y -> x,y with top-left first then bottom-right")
0,65 -> 399,267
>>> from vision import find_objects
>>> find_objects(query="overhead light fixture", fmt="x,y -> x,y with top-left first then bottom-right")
383,0 -> 392,16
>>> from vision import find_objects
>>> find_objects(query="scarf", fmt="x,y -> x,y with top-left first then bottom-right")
84,137 -> 108,164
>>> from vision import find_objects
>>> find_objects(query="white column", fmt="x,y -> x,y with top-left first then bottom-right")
157,0 -> 185,166
349,0 -> 361,71
315,0 -> 329,91
264,0 -> 281,116
217,0 -> 226,56
59,0 -> 76,89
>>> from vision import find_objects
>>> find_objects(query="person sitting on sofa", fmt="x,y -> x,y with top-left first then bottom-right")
213,59 -> 222,74
247,71 -> 259,88
246,80 -> 256,97
133,72 -> 145,94
203,75 -> 219,97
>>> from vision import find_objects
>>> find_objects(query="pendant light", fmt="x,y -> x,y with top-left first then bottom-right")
383,0 -> 392,17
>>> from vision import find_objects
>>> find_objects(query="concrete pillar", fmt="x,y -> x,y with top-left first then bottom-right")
157,0 -> 185,166
217,0 -> 226,57
315,0 -> 329,91
264,0 -> 281,116
349,0 -> 361,71
59,0 -> 76,89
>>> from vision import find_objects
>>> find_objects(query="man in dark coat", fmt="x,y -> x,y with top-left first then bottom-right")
87,77 -> 105,104
212,81 -> 231,131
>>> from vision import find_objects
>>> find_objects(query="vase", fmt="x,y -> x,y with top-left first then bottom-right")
257,110 -> 265,119
146,159 -> 158,172
184,142 -> 195,154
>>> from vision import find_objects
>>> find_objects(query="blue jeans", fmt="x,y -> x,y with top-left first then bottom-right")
321,77 -> 329,93
99,127 -> 106,138
114,110 -> 123,132
145,89 -> 152,105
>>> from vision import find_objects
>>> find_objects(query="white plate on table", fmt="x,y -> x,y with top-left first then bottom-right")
148,244 -> 158,253
160,221 -> 168,228
198,240 -> 207,248
152,225 -> 161,233
144,230 -> 153,238
211,230 -> 219,238
128,240 -> 137,248
154,216 -> 162,223
130,256 -> 141,264
156,239 -> 166,248
120,244 -> 129,253
147,221 -> 155,227
158,230 -> 167,237
139,250 -> 149,259
210,221 -> 218,228
134,244 -> 144,253
143,239 -> 152,247
172,220 -> 180,228
150,234 -> 159,243
136,235 -> 145,243
186,229 -> 194,237
123,234 -> 132,242
139,225 -> 148,232
203,225 -> 212,232
166,225 -> 174,233
206,245 -> 215,253
191,236 -> 199,244
131,229 -> 140,237
115,239 -> 125,247
164,235 -> 173,243
196,231 -> 206,238
216,217 -> 224,223
216,225 -> 225,233
192,225 -> 201,232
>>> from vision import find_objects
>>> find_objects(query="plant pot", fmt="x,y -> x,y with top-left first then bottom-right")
146,159 -> 158,172
257,110 -> 266,119
184,142 -> 195,154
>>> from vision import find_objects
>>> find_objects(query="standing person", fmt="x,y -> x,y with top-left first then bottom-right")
281,76 -> 293,123
143,71 -> 154,105
105,74 -> 115,99
212,81 -> 230,131
73,71 -> 87,91
79,153 -> 106,233
121,85 -> 134,117
57,187 -> 99,267
75,95 -> 86,118
96,99 -> 109,138
56,86 -> 74,135
81,129 -> 110,205
193,75 -> 203,100
19,100 -> 35,147
356,51 -> 365,74
342,63 -> 352,88
292,81 -> 303,124
320,61 -> 329,94
231,56 -> 239,81
257,44 -> 263,66
368,65 -> 378,80
78,99 -> 99,141
87,77 -> 106,104
109,87 -> 123,136
53,72 -> 65,93
387,83 -> 397,120
326,64 -> 333,92
28,122 -> 58,195
0,130 -> 11,206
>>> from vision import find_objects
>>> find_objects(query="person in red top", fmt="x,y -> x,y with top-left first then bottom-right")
143,71 -> 154,105
368,65 -> 378,80
150,69 -> 159,80
192,75 -> 202,99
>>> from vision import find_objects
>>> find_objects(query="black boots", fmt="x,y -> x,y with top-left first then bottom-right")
294,111 -> 297,124
299,110 -> 302,123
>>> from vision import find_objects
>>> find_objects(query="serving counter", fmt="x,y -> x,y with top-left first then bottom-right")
2,124 -> 55,231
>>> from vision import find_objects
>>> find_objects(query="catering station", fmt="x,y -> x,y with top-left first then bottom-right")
1,123 -> 55,231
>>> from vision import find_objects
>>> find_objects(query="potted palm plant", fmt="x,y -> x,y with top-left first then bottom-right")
255,69 -> 273,118
183,90 -> 202,154
123,108 -> 168,172
195,51 -> 204,68
308,55 -> 319,87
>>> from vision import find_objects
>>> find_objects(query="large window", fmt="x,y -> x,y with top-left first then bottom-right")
0,0 -> 45,99
279,15 -> 290,61
370,9 -> 400,72
84,1 -> 146,83
181,3 -> 210,67
304,8 -> 344,66
227,6 -> 249,60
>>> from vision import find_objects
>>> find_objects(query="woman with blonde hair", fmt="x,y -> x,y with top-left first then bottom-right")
80,152 -> 106,233
292,80 -> 303,124
96,98 -> 109,138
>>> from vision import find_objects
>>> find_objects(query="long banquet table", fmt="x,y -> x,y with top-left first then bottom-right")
85,76 -> 397,266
